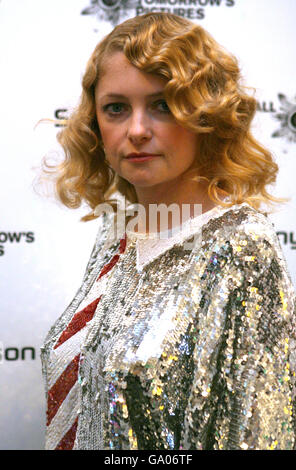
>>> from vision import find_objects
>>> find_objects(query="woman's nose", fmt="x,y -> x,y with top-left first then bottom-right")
127,111 -> 152,144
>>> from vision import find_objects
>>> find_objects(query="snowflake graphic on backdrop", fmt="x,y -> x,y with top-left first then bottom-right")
81,0 -> 140,26
272,93 -> 296,143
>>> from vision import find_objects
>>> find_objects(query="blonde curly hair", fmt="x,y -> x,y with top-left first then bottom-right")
42,12 -> 281,221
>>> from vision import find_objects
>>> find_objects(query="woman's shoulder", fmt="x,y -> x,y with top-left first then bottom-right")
203,202 -> 280,247
200,202 -> 293,282
198,201 -> 296,311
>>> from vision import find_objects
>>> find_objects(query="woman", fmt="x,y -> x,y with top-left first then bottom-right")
40,12 -> 296,450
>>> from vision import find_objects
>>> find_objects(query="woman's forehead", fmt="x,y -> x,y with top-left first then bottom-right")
95,52 -> 167,98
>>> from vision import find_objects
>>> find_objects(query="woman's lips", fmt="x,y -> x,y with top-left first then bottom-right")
125,153 -> 161,162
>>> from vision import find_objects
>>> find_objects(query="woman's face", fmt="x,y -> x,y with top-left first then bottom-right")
95,52 -> 199,193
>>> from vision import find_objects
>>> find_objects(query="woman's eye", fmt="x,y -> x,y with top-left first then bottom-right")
154,99 -> 171,113
103,103 -> 126,115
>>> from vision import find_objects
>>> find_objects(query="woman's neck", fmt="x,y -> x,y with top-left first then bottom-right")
132,179 -> 219,234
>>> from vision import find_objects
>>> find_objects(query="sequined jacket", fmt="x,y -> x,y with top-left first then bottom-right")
41,203 -> 296,450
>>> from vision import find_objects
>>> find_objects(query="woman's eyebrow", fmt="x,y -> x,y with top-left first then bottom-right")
99,91 -> 165,99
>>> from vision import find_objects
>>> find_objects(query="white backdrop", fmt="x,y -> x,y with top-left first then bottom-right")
0,0 -> 295,450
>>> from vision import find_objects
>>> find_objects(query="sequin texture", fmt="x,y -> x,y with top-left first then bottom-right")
40,203 -> 296,450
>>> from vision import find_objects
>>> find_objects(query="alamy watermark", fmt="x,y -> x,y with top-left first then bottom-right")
93,198 -> 205,250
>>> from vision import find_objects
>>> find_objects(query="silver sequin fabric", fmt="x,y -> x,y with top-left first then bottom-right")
41,203 -> 296,450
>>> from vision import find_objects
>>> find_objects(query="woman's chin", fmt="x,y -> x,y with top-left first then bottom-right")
123,176 -> 160,189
